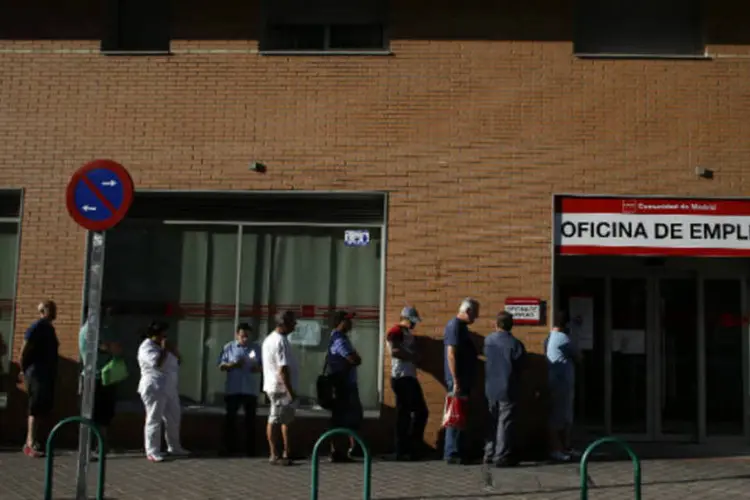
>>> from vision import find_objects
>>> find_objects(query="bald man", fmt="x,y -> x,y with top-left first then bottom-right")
20,300 -> 59,457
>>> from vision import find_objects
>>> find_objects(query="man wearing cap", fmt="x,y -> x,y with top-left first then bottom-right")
262,310 -> 298,465
326,310 -> 363,462
387,306 -> 429,460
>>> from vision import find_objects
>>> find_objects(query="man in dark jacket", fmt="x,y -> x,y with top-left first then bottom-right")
20,300 -> 59,458
484,311 -> 526,467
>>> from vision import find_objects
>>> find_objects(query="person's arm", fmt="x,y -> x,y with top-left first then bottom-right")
250,345 -> 262,373
513,341 -> 528,370
444,322 -> 460,393
334,337 -> 361,367
218,345 -> 240,372
387,327 -> 413,362
143,340 -> 168,368
20,324 -> 38,374
276,341 -> 296,400
559,337 -> 582,363
166,341 -> 181,364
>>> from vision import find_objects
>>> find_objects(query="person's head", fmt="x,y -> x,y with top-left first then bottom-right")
38,300 -> 57,321
457,298 -> 480,324
145,320 -> 169,343
553,310 -> 569,331
333,311 -> 355,334
399,306 -> 422,329
496,311 -> 514,332
274,310 -> 297,335
235,322 -> 252,345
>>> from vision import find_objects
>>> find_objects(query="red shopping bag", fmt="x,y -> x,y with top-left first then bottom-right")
441,394 -> 468,429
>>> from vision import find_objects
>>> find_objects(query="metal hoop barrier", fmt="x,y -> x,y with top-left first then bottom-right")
579,436 -> 641,500
43,416 -> 107,500
310,427 -> 372,500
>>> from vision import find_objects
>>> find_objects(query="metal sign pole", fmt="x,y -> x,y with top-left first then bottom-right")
75,231 -> 106,500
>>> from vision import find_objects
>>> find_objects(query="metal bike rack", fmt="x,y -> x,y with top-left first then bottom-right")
579,436 -> 641,500
43,416 -> 107,500
310,427 -> 372,500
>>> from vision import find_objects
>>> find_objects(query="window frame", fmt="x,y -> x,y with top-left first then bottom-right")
259,0 -> 391,56
100,0 -> 172,56
573,0 -> 709,60
260,23 -> 392,56
0,189 -> 24,410
86,190 -> 389,418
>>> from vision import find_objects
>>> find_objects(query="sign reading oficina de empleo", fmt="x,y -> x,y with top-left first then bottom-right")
556,196 -> 750,257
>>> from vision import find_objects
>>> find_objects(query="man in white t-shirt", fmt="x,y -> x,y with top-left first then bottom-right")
262,310 -> 298,465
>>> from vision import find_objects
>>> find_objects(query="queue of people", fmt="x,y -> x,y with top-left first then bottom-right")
17,298 -> 579,466
441,298 -> 580,466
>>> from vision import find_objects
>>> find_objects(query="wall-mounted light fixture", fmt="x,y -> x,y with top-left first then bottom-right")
695,166 -> 714,179
250,161 -> 267,173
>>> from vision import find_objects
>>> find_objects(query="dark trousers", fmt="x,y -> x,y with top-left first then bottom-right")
484,400 -> 518,464
392,376 -> 429,457
224,394 -> 257,455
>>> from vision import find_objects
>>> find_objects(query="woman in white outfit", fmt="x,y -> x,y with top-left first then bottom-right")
137,321 -> 189,462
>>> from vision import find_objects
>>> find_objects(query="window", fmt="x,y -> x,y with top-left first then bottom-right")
101,0 -> 170,54
0,190 -> 22,407
261,0 -> 387,53
96,192 -> 386,411
575,0 -> 704,58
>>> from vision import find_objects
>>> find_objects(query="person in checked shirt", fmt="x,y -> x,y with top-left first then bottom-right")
218,322 -> 262,456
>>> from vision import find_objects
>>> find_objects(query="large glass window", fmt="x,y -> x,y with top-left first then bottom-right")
0,222 -> 20,377
237,226 -> 382,410
100,220 -> 384,411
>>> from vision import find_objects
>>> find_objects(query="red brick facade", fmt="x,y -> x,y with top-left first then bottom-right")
1,0 -> 750,453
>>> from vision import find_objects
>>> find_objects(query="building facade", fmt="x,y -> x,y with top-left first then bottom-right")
1,0 -> 750,453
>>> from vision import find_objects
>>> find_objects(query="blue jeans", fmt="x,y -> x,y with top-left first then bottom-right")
443,380 -> 469,460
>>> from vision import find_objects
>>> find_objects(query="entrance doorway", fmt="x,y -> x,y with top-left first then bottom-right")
555,256 -> 749,442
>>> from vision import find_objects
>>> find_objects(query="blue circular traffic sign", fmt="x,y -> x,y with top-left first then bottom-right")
66,159 -> 134,231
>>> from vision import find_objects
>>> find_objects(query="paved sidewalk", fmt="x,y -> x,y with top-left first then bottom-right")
0,450 -> 748,499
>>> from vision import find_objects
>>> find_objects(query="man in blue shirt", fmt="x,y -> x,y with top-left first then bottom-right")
545,310 -> 580,462
20,300 -> 59,458
218,323 -> 262,456
484,311 -> 526,467
443,297 -> 480,464
327,310 -> 363,462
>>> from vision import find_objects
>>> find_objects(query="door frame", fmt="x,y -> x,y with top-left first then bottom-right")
555,264 -> 749,443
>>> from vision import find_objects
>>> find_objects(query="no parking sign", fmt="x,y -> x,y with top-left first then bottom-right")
65,159 -> 134,500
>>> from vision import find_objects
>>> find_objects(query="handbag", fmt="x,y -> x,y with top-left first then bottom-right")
441,394 -> 469,429
101,357 -> 129,386
316,338 -> 337,410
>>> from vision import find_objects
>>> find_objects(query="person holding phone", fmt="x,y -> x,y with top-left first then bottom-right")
218,322 -> 262,456
137,321 -> 189,462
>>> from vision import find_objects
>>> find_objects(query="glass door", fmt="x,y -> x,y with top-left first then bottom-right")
610,278 -> 652,436
703,279 -> 744,437
656,277 -> 699,439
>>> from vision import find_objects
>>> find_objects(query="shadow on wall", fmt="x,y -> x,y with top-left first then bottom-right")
414,332 -> 549,461
2,0 -> 749,45
0,357 -> 82,448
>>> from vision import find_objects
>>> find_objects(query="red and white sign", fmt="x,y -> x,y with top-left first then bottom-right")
556,197 -> 750,257
504,297 -> 543,325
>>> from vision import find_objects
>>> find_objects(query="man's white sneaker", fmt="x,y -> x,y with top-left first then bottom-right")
168,448 -> 190,457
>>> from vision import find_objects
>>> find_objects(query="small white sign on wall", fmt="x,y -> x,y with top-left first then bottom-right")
288,320 -> 322,347
345,230 -> 370,247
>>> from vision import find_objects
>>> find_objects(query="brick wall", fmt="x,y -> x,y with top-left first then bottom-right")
1,0 -> 750,453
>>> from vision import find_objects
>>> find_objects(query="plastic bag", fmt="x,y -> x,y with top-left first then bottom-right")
441,394 -> 468,429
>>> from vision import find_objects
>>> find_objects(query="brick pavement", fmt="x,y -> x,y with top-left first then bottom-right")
0,449 -> 749,500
